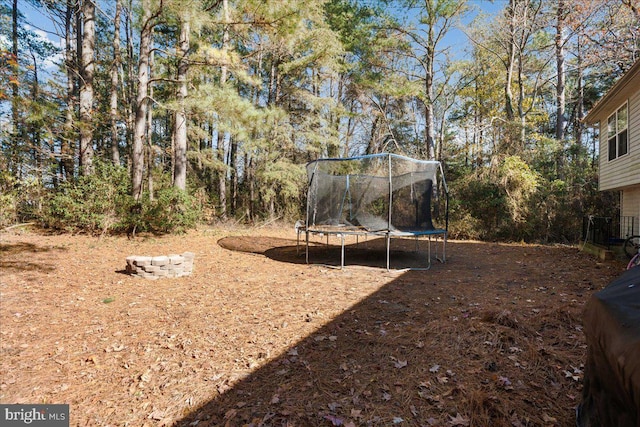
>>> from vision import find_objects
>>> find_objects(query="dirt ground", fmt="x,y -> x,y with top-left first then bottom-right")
0,225 -> 627,426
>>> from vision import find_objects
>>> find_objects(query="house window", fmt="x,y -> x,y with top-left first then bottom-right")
608,103 -> 628,161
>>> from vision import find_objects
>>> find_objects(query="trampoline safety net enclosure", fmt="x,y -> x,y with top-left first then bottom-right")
302,153 -> 448,269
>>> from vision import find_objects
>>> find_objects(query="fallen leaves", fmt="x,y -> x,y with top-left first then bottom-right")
392,357 -> 407,369
437,375 -> 449,384
139,370 -> 152,383
448,413 -> 470,426
1,229 -> 614,427
497,375 -> 513,390
563,365 -> 583,381
323,414 -> 344,426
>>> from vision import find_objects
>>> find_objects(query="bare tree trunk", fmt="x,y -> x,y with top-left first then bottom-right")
425,75 -> 436,160
268,62 -> 277,105
424,23 -> 436,160
79,0 -> 95,175
217,0 -> 230,218
230,135 -> 238,214
125,0 -> 135,163
248,156 -> 255,222
575,35 -> 585,167
173,16 -> 189,191
327,76 -> 342,158
147,49 -> 155,200
29,51 -> 42,177
62,0 -> 76,180
367,116 -> 379,155
517,54 -> 526,151
110,0 -> 122,166
505,0 -> 516,122
555,0 -> 566,141
216,131 -> 227,218
132,2 -> 156,200
10,0 -> 19,175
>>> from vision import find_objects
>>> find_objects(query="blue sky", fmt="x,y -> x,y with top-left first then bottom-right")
445,0 -> 507,60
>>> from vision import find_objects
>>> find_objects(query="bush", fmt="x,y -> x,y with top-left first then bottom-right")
0,171 -> 18,228
42,163 -> 133,234
450,174 -> 509,240
41,163 -> 201,235
134,187 -> 201,234
0,171 -> 47,228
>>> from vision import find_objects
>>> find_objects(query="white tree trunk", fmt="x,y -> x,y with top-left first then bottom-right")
555,0 -> 566,141
79,0 -> 95,175
110,0 -> 122,166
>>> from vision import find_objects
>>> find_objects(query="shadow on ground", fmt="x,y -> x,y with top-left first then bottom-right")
218,235 -> 445,270
175,236 -> 594,426
0,242 -> 66,273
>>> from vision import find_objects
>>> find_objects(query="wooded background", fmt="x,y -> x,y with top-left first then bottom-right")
1,0 -> 638,240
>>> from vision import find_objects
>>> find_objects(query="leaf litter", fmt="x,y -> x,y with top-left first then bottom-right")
0,226 -> 624,426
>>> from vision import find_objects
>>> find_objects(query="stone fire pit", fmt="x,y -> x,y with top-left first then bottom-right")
125,252 -> 195,279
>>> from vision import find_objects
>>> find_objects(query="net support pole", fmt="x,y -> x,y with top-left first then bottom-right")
386,233 -> 391,271
387,154 -> 393,271
305,229 -> 310,264
387,153 -> 393,231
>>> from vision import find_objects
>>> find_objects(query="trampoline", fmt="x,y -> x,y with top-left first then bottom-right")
298,153 -> 448,270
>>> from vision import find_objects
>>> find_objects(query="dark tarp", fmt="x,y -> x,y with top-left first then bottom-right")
578,266 -> 640,427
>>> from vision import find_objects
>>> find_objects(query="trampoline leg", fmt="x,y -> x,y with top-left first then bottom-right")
305,230 -> 310,264
340,234 -> 345,269
433,235 -> 437,262
443,234 -> 447,262
386,233 -> 391,271
435,234 -> 446,264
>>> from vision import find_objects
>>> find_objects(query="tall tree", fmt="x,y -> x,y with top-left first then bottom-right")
78,0 -> 95,175
173,10 -> 190,191
132,1 -> 162,200
110,0 -> 122,166
10,0 -> 19,172
394,0 -> 468,159
216,0 -> 230,218
504,0 -> 517,123
555,0 -> 566,141
62,0 -> 77,180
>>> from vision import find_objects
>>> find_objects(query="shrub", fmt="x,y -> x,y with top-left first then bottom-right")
0,171 -> 18,228
42,164 -> 202,235
0,171 -> 48,228
450,174 -> 509,240
42,162 -> 133,234
136,187 -> 201,234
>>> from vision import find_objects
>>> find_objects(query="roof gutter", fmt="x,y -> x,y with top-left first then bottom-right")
583,59 -> 640,126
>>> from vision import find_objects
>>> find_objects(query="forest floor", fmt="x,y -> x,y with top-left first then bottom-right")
0,224 -> 627,427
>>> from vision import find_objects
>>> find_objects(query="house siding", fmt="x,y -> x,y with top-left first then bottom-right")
622,185 -> 640,234
599,89 -> 640,191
